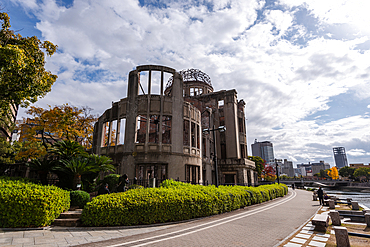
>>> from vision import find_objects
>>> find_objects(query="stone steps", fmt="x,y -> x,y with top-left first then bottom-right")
53,209 -> 82,227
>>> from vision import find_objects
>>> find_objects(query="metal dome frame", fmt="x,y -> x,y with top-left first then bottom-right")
165,68 -> 212,89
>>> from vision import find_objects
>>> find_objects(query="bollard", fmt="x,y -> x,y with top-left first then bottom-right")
363,209 -> 370,215
328,200 -> 335,209
365,213 -> 370,227
329,210 -> 341,226
313,194 -> 318,201
333,226 -> 351,247
351,201 -> 359,210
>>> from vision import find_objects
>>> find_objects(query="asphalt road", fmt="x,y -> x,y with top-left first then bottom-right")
77,189 -> 319,247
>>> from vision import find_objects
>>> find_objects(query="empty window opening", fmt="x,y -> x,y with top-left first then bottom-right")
238,117 -> 244,133
186,165 -> 199,184
199,88 -> 203,95
191,122 -> 196,148
151,71 -> 162,95
162,116 -> 172,144
110,120 -> 117,146
102,122 -> 110,147
196,124 -> 200,148
194,88 -> 199,96
218,100 -> 224,108
138,72 -> 149,95
183,120 -> 190,146
136,115 -> 147,143
118,118 -> 126,145
149,115 -> 159,143
190,88 -> 194,96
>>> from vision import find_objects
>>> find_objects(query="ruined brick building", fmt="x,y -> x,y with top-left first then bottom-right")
92,65 -> 256,186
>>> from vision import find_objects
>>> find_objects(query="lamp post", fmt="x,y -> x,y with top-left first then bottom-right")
274,159 -> 282,184
203,125 -> 226,187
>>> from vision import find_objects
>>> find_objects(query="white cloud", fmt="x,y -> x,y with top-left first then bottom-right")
12,0 -> 370,165
347,149 -> 370,157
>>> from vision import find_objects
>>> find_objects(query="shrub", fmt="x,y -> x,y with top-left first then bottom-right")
82,180 -> 288,226
128,184 -> 144,190
0,176 -> 70,228
70,190 -> 90,208
99,174 -> 120,192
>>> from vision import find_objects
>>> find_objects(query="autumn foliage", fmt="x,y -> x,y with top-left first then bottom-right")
327,166 -> 339,180
17,104 -> 97,160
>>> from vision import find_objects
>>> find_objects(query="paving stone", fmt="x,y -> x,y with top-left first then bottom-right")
296,233 -> 310,239
11,237 -> 34,244
300,230 -> 314,235
34,236 -> 61,245
308,240 -> 327,247
24,231 -> 44,237
284,243 -> 302,247
302,226 -> 315,230
290,237 -> 307,244
0,237 -> 12,244
312,236 -> 329,242
315,233 -> 330,238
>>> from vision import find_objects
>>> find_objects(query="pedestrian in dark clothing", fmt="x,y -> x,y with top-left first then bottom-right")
317,187 -> 324,205
292,184 -> 295,190
98,183 -> 110,195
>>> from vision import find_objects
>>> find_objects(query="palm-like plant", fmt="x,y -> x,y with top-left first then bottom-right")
59,157 -> 100,189
26,157 -> 56,185
48,140 -> 87,160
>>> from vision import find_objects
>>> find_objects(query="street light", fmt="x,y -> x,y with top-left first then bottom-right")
274,159 -> 282,184
203,125 -> 226,187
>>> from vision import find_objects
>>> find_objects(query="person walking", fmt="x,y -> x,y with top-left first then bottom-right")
98,183 -> 110,195
317,187 -> 324,205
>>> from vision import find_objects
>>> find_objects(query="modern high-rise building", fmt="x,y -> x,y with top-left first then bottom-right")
251,140 -> 274,163
333,147 -> 348,169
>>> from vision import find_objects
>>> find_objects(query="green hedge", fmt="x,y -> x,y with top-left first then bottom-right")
82,181 -> 287,226
70,190 -> 90,208
0,176 -> 70,228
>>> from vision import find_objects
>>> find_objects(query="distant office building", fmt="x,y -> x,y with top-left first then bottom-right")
297,163 -> 312,176
294,167 -> 306,177
297,161 -> 330,177
251,140 -> 274,163
311,161 -> 330,175
333,147 -> 348,169
281,159 -> 294,177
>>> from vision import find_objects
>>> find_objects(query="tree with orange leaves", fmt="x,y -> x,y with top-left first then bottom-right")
327,166 -> 339,180
17,104 -> 97,160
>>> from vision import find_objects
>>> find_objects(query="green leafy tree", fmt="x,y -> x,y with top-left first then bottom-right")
48,140 -> 87,160
353,167 -> 370,182
248,156 -> 265,179
26,157 -> 56,185
338,166 -> 356,179
0,12 -> 57,133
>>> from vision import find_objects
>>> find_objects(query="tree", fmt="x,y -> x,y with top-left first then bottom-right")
338,166 -> 356,179
327,166 -> 339,180
353,167 -> 370,182
0,12 -> 57,135
248,156 -> 265,179
261,164 -> 276,182
18,104 -> 97,154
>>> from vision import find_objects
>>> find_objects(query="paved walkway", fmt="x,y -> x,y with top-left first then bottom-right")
1,189 -> 319,247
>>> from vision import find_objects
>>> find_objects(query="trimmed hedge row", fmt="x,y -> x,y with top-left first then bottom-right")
70,190 -> 90,208
0,177 -> 70,228
81,181 -> 288,226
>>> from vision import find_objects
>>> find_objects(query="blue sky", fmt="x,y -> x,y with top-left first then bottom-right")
5,0 -> 370,167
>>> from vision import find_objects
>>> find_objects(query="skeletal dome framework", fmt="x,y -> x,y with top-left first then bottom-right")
166,68 -> 213,90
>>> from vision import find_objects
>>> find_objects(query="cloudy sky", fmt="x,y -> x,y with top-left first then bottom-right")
4,0 -> 370,166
